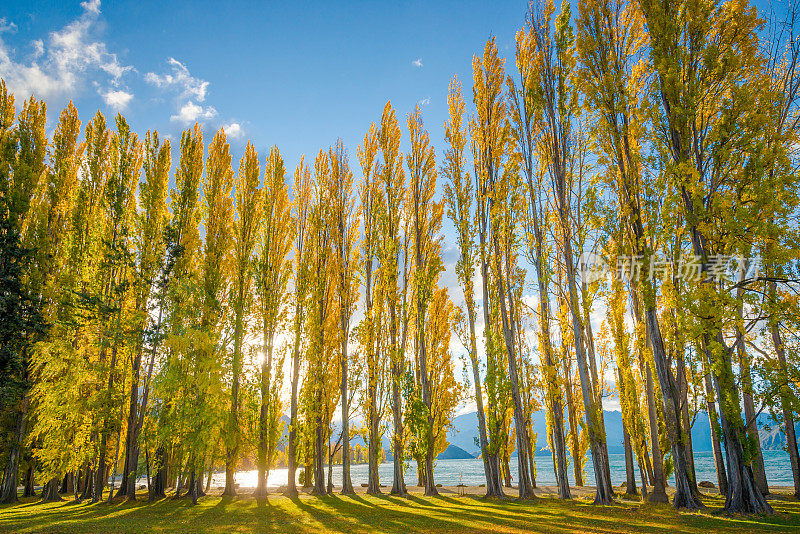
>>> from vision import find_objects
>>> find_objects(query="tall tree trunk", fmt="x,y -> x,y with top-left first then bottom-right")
466,308 -> 494,496
702,366 -> 728,496
124,304 -> 164,501
556,209 -> 613,504
286,325 -> 301,497
223,303 -> 245,496
677,346 -> 700,497
340,321 -> 354,495
303,452 -> 312,489
477,243 -> 505,498
739,348 -> 768,495
151,446 -> 167,500
770,320 -> 800,498
417,293 -> 437,496
79,461 -> 94,501
644,360 -> 669,503
93,433 -> 108,502
490,232 -> 533,499
630,290 -> 669,503
389,300 -> 407,497
23,466 -> 35,498
563,355 -> 583,488
581,290 -> 613,493
621,392 -> 638,497
733,258 -> 769,496
705,332 -> 772,513
367,405 -> 381,494
327,444 -> 334,494
256,338 -> 273,498
312,409 -> 326,495
646,313 -> 700,510
119,341 -> 144,500
0,394 -> 28,503
538,280 -> 570,499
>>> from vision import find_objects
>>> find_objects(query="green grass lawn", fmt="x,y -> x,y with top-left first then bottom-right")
1,491 -> 798,534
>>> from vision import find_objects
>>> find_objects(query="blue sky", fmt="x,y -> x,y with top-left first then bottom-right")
0,0 -> 529,176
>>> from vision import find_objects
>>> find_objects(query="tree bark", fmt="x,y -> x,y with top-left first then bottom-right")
79,462 -> 94,501
701,357 -> 728,496
489,230 -> 534,499
705,333 -> 772,513
554,175 -> 614,505
340,319 -> 354,495
645,359 -> 670,502
770,319 -> 800,498
0,394 -> 28,503
622,397 -> 638,496
734,259 -> 768,495
389,300 -> 407,497
476,238 -> 505,498
223,301 -> 245,496
312,408 -> 326,495
256,338 -> 273,498
466,310 -> 494,496
23,466 -> 35,498
286,324 -> 301,497
676,345 -> 700,498
630,289 -> 669,503
367,404 -> 381,494
416,281 -> 437,497
151,446 -> 167,500
562,353 -> 583,488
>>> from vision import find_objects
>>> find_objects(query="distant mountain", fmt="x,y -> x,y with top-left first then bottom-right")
277,409 -> 797,459
446,409 -> 797,456
689,411 -> 798,452
437,444 -> 476,460
446,410 -> 627,456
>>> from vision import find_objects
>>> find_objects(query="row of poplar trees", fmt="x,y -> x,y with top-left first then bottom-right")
1,0 -> 800,517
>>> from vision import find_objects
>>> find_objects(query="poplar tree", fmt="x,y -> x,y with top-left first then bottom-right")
472,36 -> 534,499
406,107 -> 443,496
357,124 -> 389,495
306,149 -> 337,494
119,129 -> 170,500
377,102 -> 408,497
222,140 -> 262,498
508,23 -> 571,500
152,124 -> 203,500
27,101 -> 82,502
92,113 -> 141,502
443,76 -> 502,496
254,146 -> 293,496
328,140 -> 360,495
286,157 -> 311,497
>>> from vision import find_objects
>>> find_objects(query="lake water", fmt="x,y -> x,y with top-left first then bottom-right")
209,450 -> 795,489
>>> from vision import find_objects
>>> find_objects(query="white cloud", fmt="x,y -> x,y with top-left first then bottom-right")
419,96 -> 431,106
81,0 -> 101,14
145,57 -> 209,102
101,88 -> 133,109
222,122 -> 243,139
412,57 -> 423,68
171,101 -> 217,123
31,39 -> 44,59
0,1 -> 132,100
0,18 -> 17,34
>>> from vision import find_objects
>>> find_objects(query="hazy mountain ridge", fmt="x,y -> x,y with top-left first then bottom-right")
275,410 -> 797,460
445,410 -> 799,456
